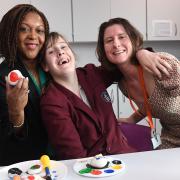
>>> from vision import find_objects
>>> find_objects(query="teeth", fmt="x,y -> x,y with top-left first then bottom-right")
58,58 -> 69,65
113,50 -> 125,55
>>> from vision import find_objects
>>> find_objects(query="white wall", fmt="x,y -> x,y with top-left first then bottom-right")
71,42 -> 99,67
144,41 -> 180,59
71,41 -> 180,67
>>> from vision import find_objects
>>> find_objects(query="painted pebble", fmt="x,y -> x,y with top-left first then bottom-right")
7,70 -> 24,86
88,154 -> 109,169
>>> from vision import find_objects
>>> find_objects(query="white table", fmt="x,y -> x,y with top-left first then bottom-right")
0,148 -> 179,179
62,148 -> 180,180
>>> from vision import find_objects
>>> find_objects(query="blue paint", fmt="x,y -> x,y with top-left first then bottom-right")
104,169 -> 114,173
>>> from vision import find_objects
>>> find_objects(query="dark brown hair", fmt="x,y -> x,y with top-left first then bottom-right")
96,17 -> 143,71
0,4 -> 49,68
44,32 -> 68,50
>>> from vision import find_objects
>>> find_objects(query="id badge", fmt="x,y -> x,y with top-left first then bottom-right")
151,129 -> 161,149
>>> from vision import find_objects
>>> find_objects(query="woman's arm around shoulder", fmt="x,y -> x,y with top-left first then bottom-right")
154,52 -> 180,95
136,49 -> 173,79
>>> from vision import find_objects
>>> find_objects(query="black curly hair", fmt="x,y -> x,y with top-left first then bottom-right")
0,4 -> 49,68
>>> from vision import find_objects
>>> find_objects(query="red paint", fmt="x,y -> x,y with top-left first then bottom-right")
90,169 -> 102,175
28,175 -> 35,180
10,72 -> 19,82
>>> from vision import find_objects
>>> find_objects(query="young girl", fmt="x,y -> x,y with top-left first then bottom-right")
40,32 -> 138,160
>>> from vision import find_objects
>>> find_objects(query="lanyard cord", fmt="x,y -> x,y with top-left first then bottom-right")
126,66 -> 154,129
137,66 -> 154,129
127,91 -> 144,117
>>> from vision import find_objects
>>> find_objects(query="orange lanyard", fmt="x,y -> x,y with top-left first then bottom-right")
127,92 -> 143,117
126,66 -> 154,129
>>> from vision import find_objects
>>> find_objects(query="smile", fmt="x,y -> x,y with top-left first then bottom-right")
58,58 -> 69,65
113,49 -> 125,55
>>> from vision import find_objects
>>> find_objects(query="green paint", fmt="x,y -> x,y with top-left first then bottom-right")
79,168 -> 92,174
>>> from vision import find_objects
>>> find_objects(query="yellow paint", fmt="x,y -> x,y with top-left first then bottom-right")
111,165 -> 122,170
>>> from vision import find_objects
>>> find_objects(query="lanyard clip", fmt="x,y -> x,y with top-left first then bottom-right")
151,128 -> 161,149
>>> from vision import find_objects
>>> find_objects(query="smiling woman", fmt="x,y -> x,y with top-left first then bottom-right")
96,17 -> 180,149
0,4 -> 50,165
104,24 -> 135,66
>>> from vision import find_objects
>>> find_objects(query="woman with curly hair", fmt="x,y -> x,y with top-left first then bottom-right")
0,4 -> 50,165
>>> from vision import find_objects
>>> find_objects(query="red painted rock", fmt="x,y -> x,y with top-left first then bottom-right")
7,70 -> 24,86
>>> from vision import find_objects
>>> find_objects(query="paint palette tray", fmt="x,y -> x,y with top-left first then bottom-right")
0,160 -> 68,180
73,156 -> 125,178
